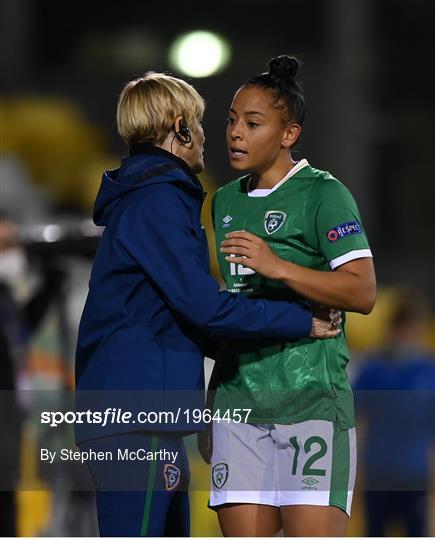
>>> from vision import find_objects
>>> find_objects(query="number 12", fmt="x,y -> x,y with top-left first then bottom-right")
289,435 -> 327,476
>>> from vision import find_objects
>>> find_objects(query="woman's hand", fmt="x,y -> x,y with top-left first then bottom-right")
221,230 -> 342,338
220,230 -> 284,280
221,230 -> 376,314
310,305 -> 342,339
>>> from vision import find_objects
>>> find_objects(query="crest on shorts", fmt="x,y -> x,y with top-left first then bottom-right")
212,463 -> 229,489
264,210 -> 286,235
164,464 -> 180,491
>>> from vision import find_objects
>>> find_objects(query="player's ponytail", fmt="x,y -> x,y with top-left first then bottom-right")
244,54 -> 305,126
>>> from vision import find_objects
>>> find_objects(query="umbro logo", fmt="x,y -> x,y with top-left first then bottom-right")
301,476 -> 319,490
222,215 -> 233,228
302,477 -> 319,486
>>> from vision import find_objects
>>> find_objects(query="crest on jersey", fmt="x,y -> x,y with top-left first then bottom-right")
164,464 -> 180,491
264,210 -> 287,235
212,463 -> 229,489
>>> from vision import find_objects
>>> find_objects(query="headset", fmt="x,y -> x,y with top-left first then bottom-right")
174,119 -> 191,144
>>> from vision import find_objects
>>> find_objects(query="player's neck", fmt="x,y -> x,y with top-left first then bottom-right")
251,157 -> 296,190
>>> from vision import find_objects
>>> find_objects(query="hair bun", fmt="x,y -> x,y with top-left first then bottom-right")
268,55 -> 300,80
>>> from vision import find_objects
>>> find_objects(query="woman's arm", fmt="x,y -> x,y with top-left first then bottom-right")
220,230 -> 376,314
119,185 -> 342,340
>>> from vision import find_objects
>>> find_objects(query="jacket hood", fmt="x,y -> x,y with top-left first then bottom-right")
93,144 -> 203,226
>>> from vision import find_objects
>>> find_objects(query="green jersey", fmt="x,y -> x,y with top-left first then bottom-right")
212,161 -> 372,429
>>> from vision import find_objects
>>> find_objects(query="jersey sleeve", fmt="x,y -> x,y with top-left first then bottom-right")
311,179 -> 373,270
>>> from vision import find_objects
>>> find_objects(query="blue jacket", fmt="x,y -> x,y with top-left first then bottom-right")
75,144 -> 312,441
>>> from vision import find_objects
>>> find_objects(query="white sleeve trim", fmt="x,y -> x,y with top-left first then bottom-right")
329,249 -> 373,270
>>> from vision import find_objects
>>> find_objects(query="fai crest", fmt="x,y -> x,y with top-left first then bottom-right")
212,463 -> 228,489
164,464 -> 181,491
264,210 -> 286,235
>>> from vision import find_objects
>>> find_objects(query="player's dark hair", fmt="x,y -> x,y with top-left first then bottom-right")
244,55 -> 305,126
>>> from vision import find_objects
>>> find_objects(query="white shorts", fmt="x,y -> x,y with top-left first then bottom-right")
209,419 -> 356,516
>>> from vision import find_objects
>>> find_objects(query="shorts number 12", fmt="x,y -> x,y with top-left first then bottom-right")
289,435 -> 327,476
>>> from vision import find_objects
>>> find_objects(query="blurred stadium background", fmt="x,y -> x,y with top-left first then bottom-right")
1,0 -> 434,536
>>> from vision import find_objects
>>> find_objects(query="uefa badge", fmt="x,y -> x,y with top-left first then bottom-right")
212,463 -> 229,489
264,210 -> 287,235
164,464 -> 181,491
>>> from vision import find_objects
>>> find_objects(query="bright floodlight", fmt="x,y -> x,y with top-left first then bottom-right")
169,31 -> 231,78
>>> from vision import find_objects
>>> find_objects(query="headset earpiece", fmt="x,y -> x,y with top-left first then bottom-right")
175,119 -> 192,144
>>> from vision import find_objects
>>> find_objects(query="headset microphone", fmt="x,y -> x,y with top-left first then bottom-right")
175,119 -> 191,144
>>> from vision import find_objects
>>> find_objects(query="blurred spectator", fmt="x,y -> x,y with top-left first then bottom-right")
353,288 -> 435,537
0,216 -> 24,536
0,212 -> 65,536
0,157 -> 51,226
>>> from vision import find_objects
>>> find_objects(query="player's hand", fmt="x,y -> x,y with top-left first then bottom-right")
197,425 -> 213,464
220,230 -> 283,280
310,305 -> 342,339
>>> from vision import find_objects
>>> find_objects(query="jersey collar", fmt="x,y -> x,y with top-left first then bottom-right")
247,159 -> 309,197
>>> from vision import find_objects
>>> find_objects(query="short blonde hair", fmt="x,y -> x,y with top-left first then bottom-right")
116,72 -> 205,146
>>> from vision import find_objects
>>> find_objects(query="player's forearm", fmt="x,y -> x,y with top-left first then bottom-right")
275,260 -> 375,314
